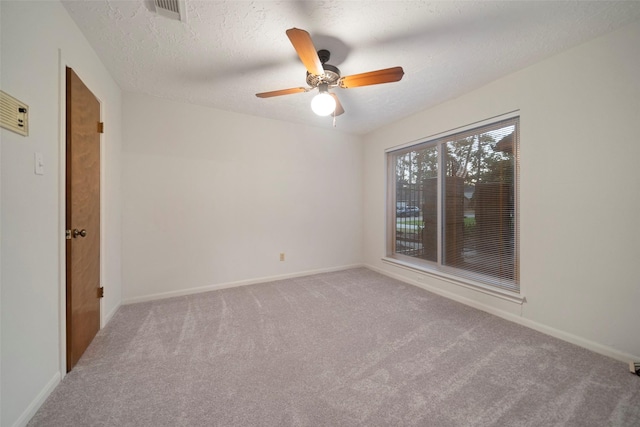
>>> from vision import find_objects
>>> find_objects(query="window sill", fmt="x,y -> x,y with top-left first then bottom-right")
381,257 -> 526,305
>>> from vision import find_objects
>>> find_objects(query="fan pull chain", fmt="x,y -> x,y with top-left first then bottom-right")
333,111 -> 336,127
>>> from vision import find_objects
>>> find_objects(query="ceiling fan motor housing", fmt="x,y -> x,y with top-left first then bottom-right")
306,63 -> 341,88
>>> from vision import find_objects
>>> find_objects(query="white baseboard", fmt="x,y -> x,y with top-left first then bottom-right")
12,372 -> 60,427
122,264 -> 364,305
365,263 -> 639,364
104,302 -> 121,325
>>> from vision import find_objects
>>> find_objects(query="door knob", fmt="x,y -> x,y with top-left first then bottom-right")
73,228 -> 87,238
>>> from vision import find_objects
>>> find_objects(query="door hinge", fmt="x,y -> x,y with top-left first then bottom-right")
97,122 -> 104,133
65,229 -> 72,240
98,287 -> 104,298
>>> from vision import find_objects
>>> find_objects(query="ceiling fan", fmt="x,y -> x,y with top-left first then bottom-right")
256,28 -> 405,118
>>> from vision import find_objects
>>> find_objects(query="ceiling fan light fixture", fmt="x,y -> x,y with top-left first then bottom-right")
311,85 -> 336,116
255,28 -> 404,120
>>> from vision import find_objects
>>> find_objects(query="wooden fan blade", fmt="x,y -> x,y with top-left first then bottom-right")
331,93 -> 345,116
286,28 -> 324,76
255,87 -> 308,98
339,66 -> 404,89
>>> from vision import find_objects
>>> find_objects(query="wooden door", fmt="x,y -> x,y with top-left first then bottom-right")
66,67 -> 102,371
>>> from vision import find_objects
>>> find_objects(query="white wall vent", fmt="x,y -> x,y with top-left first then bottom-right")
153,0 -> 186,22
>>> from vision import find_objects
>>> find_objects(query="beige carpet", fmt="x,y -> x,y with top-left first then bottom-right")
29,268 -> 640,426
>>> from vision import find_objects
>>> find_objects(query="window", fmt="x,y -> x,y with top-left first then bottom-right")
387,116 -> 519,293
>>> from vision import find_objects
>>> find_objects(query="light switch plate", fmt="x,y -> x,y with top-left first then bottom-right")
35,152 -> 44,175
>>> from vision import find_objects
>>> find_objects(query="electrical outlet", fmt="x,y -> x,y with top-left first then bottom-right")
280,253 -> 285,261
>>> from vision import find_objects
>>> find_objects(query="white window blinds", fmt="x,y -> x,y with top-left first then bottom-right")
388,116 -> 519,293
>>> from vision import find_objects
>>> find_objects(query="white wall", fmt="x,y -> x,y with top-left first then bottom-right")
122,93 -> 363,302
0,2 -> 122,426
364,21 -> 640,361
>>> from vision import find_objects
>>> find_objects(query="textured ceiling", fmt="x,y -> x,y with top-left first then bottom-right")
62,1 -> 640,135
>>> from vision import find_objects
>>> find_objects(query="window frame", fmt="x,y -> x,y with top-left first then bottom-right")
385,112 -> 521,301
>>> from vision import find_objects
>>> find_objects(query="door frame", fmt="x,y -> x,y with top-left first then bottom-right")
57,50 -> 107,378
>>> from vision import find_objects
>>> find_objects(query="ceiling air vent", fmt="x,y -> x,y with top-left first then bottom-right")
153,0 -> 186,22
